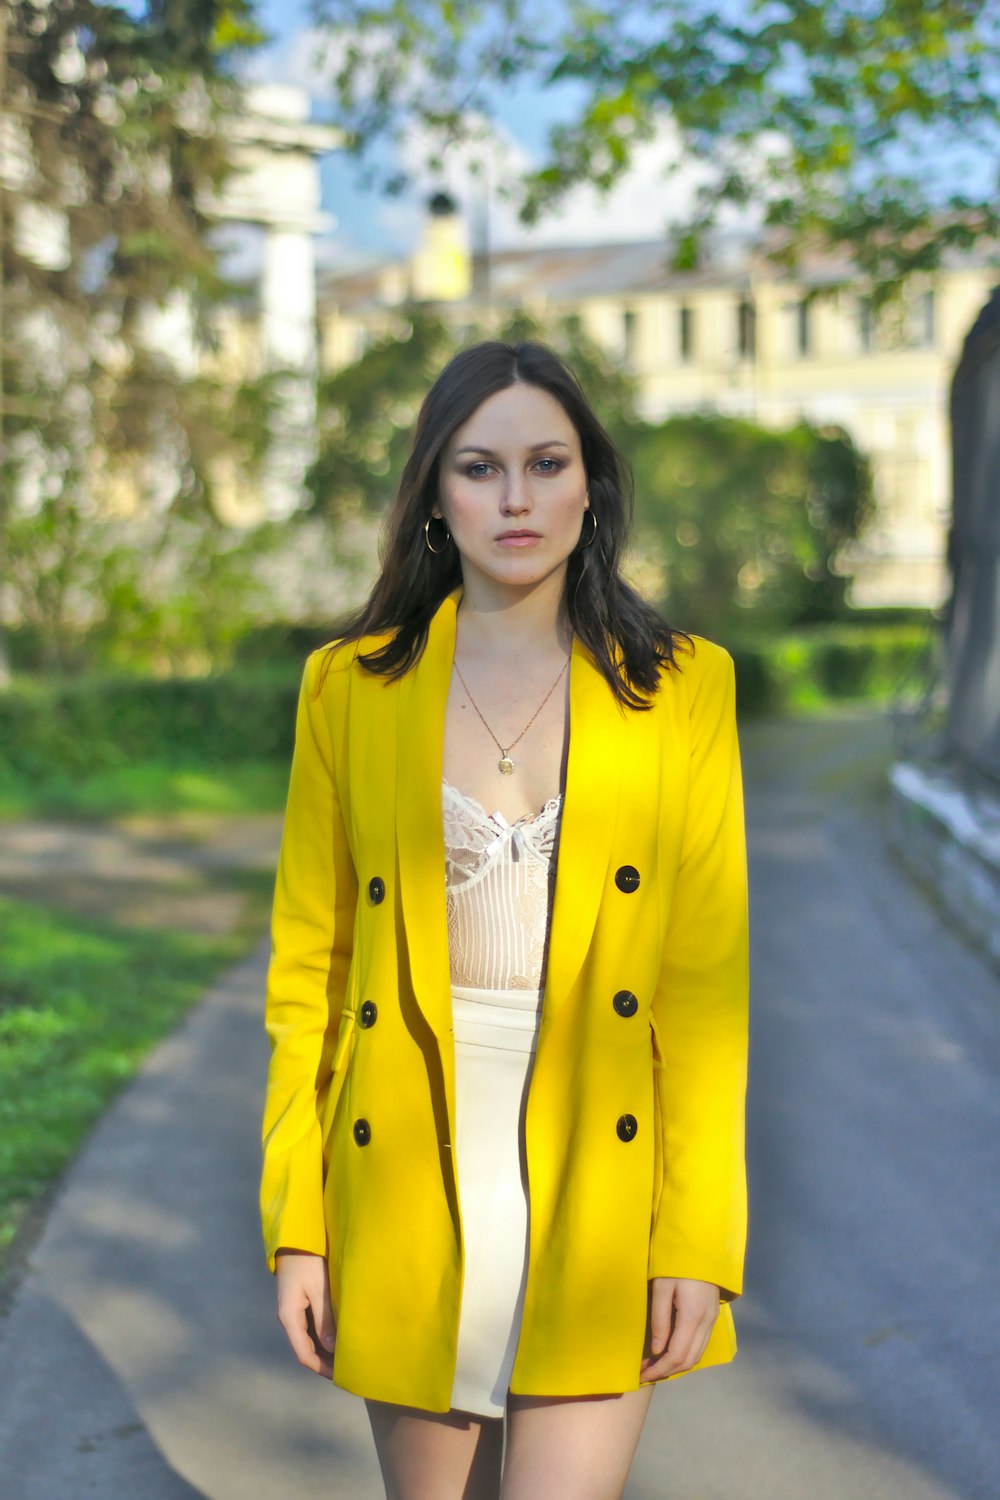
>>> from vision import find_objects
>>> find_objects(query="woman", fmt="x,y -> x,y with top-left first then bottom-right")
261,339 -> 749,1500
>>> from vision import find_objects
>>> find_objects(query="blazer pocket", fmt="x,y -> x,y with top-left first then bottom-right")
321,1009 -> 357,1142
332,1007 -> 357,1073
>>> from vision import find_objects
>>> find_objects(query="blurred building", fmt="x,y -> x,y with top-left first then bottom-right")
199,83 -> 341,521
3,77 -> 339,526
308,200 -> 996,610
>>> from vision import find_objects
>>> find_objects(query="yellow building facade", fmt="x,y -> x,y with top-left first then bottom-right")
315,217 -> 997,609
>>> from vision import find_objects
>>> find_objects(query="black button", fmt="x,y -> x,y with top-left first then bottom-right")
615,865 -> 640,893
616,1113 -> 639,1142
353,1118 -> 371,1146
613,989 -> 639,1018
368,876 -> 385,905
360,1000 -> 378,1029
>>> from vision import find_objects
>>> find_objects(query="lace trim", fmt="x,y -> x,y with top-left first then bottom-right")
443,778 -> 561,990
442,778 -> 562,886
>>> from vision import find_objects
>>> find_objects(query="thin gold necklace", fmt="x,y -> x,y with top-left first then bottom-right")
453,655 -> 569,775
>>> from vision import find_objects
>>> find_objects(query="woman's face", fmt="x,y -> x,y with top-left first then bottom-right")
435,382 -> 589,595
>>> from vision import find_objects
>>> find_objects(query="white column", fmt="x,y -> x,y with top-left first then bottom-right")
209,84 -> 341,521
261,227 -> 317,375
260,225 -> 320,519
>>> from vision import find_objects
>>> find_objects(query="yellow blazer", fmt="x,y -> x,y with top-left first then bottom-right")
260,588 -> 749,1412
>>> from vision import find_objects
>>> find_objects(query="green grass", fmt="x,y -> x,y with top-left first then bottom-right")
0,758 -> 290,820
0,885 -> 271,1269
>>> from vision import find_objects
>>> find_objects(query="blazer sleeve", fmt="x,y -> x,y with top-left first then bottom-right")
260,650 -> 357,1272
648,643 -> 749,1301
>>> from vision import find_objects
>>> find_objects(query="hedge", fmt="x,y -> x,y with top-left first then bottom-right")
0,623 -> 935,784
0,667 -> 302,783
726,622 -> 934,714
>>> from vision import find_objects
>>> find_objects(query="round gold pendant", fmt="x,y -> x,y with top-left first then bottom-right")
498,756 -> 515,775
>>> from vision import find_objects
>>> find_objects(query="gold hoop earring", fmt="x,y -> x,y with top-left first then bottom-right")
424,516 -> 451,555
580,508 -> 598,549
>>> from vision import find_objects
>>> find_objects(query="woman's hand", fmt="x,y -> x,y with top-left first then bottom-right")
275,1248 -> 337,1377
639,1276 -> 720,1382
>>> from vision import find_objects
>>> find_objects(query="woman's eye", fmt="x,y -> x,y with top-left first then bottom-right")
535,458 -> 563,473
465,462 -> 493,478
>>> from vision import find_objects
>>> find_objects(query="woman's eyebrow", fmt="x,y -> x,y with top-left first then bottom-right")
455,440 -> 571,456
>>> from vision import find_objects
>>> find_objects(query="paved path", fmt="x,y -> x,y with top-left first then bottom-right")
1,712 -> 998,1499
0,813 -> 282,934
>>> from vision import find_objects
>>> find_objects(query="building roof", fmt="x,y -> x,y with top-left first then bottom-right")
314,232 -> 868,314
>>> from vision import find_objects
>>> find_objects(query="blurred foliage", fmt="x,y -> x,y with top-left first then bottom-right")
309,312 -> 455,518
145,0 -> 271,65
313,0 -> 1000,293
728,622 -> 933,715
0,666 -> 299,783
229,620 -> 345,666
0,0 -> 271,674
82,516 -> 287,675
629,413 -> 874,636
0,752 -> 292,820
3,502 -> 287,675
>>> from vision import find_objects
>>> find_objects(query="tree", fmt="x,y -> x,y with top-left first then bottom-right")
312,0 -> 1000,287
0,0 -> 269,676
309,311 -> 455,518
629,413 -> 874,637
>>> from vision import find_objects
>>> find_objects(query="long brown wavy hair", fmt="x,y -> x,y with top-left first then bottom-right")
322,339 -> 692,708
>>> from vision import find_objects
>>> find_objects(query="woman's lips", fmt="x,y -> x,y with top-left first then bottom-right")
496,531 -> 541,547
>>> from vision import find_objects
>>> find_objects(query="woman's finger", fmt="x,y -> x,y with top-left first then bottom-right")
644,1298 -> 699,1377
304,1301 -> 336,1379
648,1278 -> 676,1358
277,1294 -> 325,1374
640,1280 -> 719,1381
308,1283 -> 337,1374
643,1313 -> 714,1378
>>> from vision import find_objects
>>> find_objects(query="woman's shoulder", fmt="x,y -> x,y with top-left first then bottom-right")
635,634 -> 736,738
658,632 -> 734,697
678,633 -> 734,678
302,631 -> 397,700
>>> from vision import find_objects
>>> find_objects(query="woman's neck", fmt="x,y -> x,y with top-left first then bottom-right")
455,572 -> 572,661
452,579 -> 569,663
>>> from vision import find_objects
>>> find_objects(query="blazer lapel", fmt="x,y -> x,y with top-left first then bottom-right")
544,638 -> 626,1016
395,594 -> 626,1035
396,590 -> 460,1042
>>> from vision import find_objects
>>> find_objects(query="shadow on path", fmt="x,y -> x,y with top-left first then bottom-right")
0,1289 -> 208,1499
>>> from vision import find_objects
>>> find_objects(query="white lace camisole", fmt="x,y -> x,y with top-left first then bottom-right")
442,778 -> 563,993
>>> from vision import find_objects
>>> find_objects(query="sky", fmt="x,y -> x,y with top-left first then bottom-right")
233,0 -> 719,272
220,0 -> 997,279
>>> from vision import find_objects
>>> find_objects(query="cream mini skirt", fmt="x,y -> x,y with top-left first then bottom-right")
449,983 -> 543,1419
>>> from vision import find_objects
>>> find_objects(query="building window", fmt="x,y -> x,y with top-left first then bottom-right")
623,308 -> 637,366
913,289 -> 935,348
737,299 -> 756,360
858,288 -> 935,353
797,299 -> 811,357
679,304 -> 694,362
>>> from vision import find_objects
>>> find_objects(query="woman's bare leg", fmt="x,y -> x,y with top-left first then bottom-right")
366,1400 -> 504,1500
501,1385 -> 656,1500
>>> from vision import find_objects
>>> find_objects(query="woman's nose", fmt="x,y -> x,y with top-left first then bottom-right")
501,476 -> 531,514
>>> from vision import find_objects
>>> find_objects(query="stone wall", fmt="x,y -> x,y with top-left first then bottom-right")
889,761 -> 1000,968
